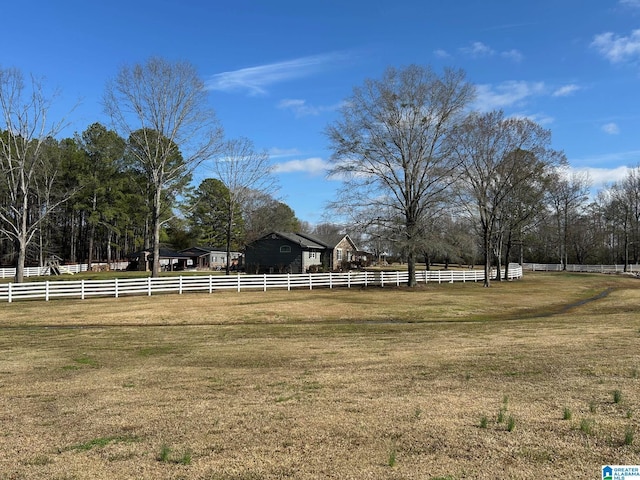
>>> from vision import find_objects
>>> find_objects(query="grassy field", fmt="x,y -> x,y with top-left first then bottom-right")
0,272 -> 639,479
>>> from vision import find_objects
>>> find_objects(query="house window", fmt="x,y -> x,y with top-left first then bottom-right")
309,251 -> 316,259
336,248 -> 343,261
280,245 -> 291,253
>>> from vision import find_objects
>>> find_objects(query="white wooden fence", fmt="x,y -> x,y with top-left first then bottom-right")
0,262 -> 133,279
0,266 -> 523,303
524,263 -> 640,274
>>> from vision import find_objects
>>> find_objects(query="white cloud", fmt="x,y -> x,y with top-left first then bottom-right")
501,49 -> 524,62
570,165 -> 629,187
273,157 -> 330,175
552,84 -> 581,97
620,0 -> 640,7
459,42 -> 522,62
206,52 -> 350,95
460,41 -> 495,57
278,99 -> 320,116
473,81 -> 546,111
278,98 -> 343,118
434,49 -> 452,59
591,29 -> 640,64
602,122 -> 620,134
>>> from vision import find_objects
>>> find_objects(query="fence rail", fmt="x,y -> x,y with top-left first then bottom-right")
0,266 -> 523,303
523,263 -> 640,273
0,262 -> 133,279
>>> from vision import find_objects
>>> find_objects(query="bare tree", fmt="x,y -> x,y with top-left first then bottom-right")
104,57 -> 224,277
606,166 -> 640,270
451,110 -> 565,287
210,137 -> 278,274
547,168 -> 591,270
326,65 -> 474,286
0,68 -> 69,282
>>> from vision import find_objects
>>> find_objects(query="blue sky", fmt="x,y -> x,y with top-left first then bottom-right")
3,0 -> 640,224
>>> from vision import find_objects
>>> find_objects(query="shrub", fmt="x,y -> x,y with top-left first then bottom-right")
580,418 -> 595,435
479,415 -> 488,429
625,427 -> 635,445
507,416 -> 516,432
613,389 -> 623,404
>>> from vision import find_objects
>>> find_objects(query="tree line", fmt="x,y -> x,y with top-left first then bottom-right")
0,59 -> 299,282
1,61 -> 638,285
325,65 -> 640,286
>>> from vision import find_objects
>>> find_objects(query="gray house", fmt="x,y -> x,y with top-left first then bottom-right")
179,246 -> 241,270
244,232 -> 358,274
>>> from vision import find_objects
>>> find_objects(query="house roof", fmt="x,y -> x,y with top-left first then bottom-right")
258,232 -> 326,249
179,246 -> 239,257
128,248 -> 190,260
297,232 -> 345,249
297,232 -> 359,251
157,248 -> 191,259
256,231 -> 358,251
180,246 -> 223,254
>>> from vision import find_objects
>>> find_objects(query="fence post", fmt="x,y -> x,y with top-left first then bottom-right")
45,281 -> 50,302
237,273 -> 241,293
8,283 -> 12,303
309,273 -> 313,290
330,272 -> 333,289
115,278 -> 119,298
179,276 -> 183,295
81,279 -> 85,300
287,273 -> 291,291
263,274 -> 267,292
348,271 -> 351,289
209,275 -> 213,294
148,277 -> 152,296
381,271 -> 384,288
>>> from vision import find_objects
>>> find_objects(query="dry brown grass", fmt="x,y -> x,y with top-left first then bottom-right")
0,272 -> 639,479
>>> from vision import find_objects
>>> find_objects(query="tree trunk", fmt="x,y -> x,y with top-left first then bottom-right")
14,188 -> 30,283
482,227 -> 491,288
88,223 -> 95,268
225,203 -> 232,275
503,230 -> 513,281
493,230 -> 503,282
494,252 -> 502,282
15,237 -> 26,283
107,228 -> 113,265
407,249 -> 417,287
70,211 -> 77,263
38,225 -> 44,268
151,187 -> 162,277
